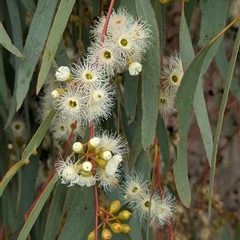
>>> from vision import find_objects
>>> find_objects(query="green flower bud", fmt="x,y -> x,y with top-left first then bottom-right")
121,224 -> 132,233
87,230 -> 95,240
109,200 -> 121,214
111,223 -> 122,233
117,210 -> 132,220
101,229 -> 112,239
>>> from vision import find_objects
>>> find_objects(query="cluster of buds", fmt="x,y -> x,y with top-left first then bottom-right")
55,131 -> 126,189
88,200 -> 132,240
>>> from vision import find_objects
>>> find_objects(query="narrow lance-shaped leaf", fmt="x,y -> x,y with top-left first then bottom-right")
0,109 -> 56,197
36,0 -> 77,94
173,10 -> 236,208
17,173 -> 59,240
180,8 -> 213,165
208,23 -> 240,218
16,0 -> 59,110
0,23 -> 24,58
135,0 -> 161,150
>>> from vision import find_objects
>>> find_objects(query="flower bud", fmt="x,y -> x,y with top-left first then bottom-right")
111,223 -> 122,233
88,137 -> 100,149
121,224 -> 132,233
96,158 -> 107,169
101,151 -> 112,161
117,210 -> 132,220
159,0 -> 169,4
101,229 -> 112,239
87,230 -> 95,240
51,89 -> 60,98
99,206 -> 105,217
72,142 -> 83,153
55,66 -> 71,81
82,161 -> 92,172
128,62 -> 142,76
109,200 -> 121,214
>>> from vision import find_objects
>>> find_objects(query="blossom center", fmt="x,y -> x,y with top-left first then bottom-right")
69,100 -> 77,107
104,51 -> 111,59
120,38 -> 128,47
85,73 -> 93,80
171,75 -> 178,83
144,201 -> 150,208
14,124 -> 21,130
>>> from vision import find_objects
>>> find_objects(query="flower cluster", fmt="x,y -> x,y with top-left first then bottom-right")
121,172 -> 176,228
88,200 -> 132,240
159,52 -> 184,116
55,131 -> 126,190
38,8 -> 150,144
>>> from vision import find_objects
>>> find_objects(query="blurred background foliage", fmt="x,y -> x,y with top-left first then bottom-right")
0,0 -> 240,239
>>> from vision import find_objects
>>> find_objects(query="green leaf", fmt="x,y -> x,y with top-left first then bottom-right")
208,26 -> 240,218
0,47 -> 8,106
174,12 -> 228,208
20,0 -> 36,14
0,23 -> 23,58
21,109 -> 56,162
151,0 -> 166,53
123,73 -> 139,125
17,173 -> 58,240
43,184 -> 68,240
55,39 -> 70,67
184,0 -> 197,27
199,0 -> 228,46
58,186 -> 95,240
135,0 -> 160,150
156,117 -> 170,174
215,40 -> 240,100
219,223 -> 233,240
180,10 -> 213,165
0,109 -> 55,197
36,0 -> 76,94
16,0 -> 59,110
199,0 -> 228,75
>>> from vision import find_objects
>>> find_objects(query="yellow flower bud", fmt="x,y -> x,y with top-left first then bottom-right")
121,224 -> 132,234
101,229 -> 112,239
109,200 -> 121,214
111,223 -> 122,233
87,230 -> 95,240
96,158 -> 107,169
99,206 -> 105,217
117,210 -> 132,220
159,0 -> 169,4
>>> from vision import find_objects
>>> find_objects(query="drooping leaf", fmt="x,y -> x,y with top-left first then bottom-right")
0,23 -> 23,58
173,13 -> 229,208
16,0 -> 59,110
36,0 -> 76,94
180,8 -> 213,165
17,173 -> 58,240
123,73 -> 139,125
43,184 -> 68,240
135,0 -> 161,150
58,186 -> 95,240
215,40 -> 240,100
156,116 -> 170,174
208,26 -> 240,218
